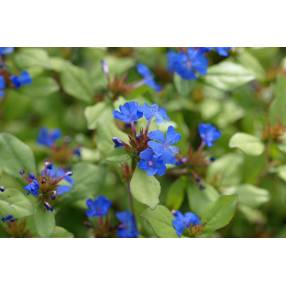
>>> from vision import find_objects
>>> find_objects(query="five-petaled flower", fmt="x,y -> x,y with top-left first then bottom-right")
113,101 -> 143,124
198,123 -> 221,147
148,126 -> 181,164
86,195 -> 112,217
168,48 -> 208,80
137,64 -> 161,92
172,211 -> 201,237
138,148 -> 166,176
116,211 -> 139,238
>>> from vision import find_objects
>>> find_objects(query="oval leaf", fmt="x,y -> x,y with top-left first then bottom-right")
229,132 -> 264,156
141,205 -> 178,238
202,195 -> 238,232
130,167 -> 160,209
0,188 -> 33,218
33,205 -> 55,237
0,133 -> 36,176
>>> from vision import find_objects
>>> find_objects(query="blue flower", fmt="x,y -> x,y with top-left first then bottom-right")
168,48 -> 208,80
86,195 -> 112,217
10,71 -> 32,88
44,165 -> 74,195
172,211 -> 201,237
116,211 -> 139,238
113,101 -> 143,124
37,128 -> 62,147
24,178 -> 40,196
1,214 -> 16,223
112,137 -> 124,148
148,126 -> 181,164
0,76 -> 5,97
137,64 -> 161,92
198,123 -> 221,147
0,48 -> 14,56
139,103 -> 169,124
138,148 -> 166,176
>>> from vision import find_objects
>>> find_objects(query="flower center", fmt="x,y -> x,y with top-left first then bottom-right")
148,160 -> 154,167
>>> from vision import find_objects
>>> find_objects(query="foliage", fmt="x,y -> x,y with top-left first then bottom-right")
0,47 -> 285,238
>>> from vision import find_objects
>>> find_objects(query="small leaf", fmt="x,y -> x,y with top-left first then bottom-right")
15,48 -> 51,69
0,188 -> 33,218
141,205 -> 178,238
226,184 -> 269,208
202,195 -> 238,232
166,177 -> 187,210
0,133 -> 36,177
229,132 -> 265,156
33,205 -> 55,237
130,167 -> 160,209
204,62 -> 255,91
60,63 -> 93,103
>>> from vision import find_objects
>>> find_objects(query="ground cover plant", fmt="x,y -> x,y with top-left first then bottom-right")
0,47 -> 286,238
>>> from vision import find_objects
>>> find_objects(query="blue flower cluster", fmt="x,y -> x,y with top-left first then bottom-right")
0,47 -> 32,97
198,123 -> 221,147
137,64 -> 161,92
167,47 -> 231,80
113,101 -> 181,176
172,211 -> 201,237
86,195 -> 138,238
21,162 -> 74,211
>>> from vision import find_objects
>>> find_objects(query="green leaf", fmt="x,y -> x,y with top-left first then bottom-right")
207,153 -> 243,187
202,195 -> 238,232
141,205 -> 178,238
237,51 -> 266,81
130,167 -> 160,209
15,48 -> 51,69
84,102 -> 109,130
187,183 -> 219,217
51,226 -> 73,238
60,63 -> 93,102
229,132 -> 265,156
0,133 -> 36,177
227,184 -> 269,208
33,205 -> 55,237
0,188 -> 33,218
62,163 -> 103,203
204,62 -> 255,91
166,177 -> 187,210
269,76 -> 286,124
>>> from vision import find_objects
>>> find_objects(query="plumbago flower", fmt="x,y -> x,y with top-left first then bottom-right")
0,47 -> 32,97
172,211 -> 202,237
85,195 -> 138,238
116,211 -> 139,238
37,128 -> 81,165
112,101 -> 181,176
167,47 -> 231,80
198,123 -> 221,147
20,162 -> 74,211
136,64 -> 161,92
